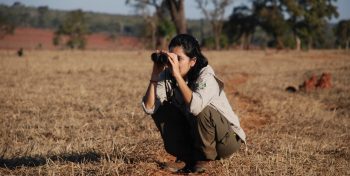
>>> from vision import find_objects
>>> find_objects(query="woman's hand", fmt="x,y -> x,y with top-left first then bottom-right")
151,62 -> 165,81
150,51 -> 166,81
165,52 -> 181,78
164,51 -> 193,105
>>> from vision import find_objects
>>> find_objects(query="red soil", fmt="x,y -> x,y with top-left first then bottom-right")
0,27 -> 144,50
299,72 -> 333,92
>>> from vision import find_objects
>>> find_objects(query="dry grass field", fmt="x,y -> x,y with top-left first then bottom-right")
0,50 -> 349,175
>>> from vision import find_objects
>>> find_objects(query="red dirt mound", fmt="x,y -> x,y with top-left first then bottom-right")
299,72 -> 332,92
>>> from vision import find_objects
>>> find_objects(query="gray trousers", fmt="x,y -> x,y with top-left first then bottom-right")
152,101 -> 241,161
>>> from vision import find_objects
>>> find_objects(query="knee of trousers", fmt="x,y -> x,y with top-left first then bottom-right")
195,106 -> 214,123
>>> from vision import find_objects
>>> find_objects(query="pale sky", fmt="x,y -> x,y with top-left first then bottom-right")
0,0 -> 349,22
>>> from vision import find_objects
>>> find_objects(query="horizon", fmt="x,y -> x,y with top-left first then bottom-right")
0,0 -> 349,22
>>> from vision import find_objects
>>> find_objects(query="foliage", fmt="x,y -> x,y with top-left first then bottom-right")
255,0 -> 289,49
37,6 -> 50,28
54,10 -> 89,49
224,5 -> 258,49
0,7 -> 15,38
334,20 -> 350,49
125,0 -> 185,49
0,3 -> 144,36
196,0 -> 233,50
224,0 -> 339,50
281,0 -> 339,49
157,19 -> 176,38
202,35 -> 229,49
0,1 -> 343,49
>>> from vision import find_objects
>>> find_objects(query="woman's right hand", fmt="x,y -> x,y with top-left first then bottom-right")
151,63 -> 165,81
150,51 -> 166,81
144,53 -> 165,110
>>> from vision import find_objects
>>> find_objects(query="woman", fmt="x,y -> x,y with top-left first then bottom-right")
141,34 -> 246,173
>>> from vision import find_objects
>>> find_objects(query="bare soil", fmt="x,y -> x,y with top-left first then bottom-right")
0,27 -> 144,50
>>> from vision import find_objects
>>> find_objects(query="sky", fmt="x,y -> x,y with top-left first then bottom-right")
0,0 -> 349,22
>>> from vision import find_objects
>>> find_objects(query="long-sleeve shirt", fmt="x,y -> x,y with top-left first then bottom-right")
141,65 -> 246,143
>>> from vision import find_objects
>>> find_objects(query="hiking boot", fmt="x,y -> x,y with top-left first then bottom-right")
191,161 -> 208,173
159,161 -> 184,172
177,160 -> 209,173
175,157 -> 182,163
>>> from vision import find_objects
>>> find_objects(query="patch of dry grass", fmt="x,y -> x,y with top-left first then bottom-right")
0,50 -> 349,175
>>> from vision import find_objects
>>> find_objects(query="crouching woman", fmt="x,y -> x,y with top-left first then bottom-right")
141,34 -> 246,173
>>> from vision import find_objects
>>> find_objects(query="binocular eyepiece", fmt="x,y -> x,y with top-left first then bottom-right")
151,52 -> 169,65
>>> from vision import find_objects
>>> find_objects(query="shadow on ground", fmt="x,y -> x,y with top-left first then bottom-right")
0,151 -> 101,169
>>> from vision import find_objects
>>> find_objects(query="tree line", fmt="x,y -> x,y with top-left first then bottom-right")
0,1 -> 349,50
128,0 -> 349,50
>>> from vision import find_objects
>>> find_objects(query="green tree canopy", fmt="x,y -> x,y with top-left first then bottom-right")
280,0 -> 339,49
37,6 -> 50,28
254,0 -> 289,49
53,10 -> 89,49
0,9 -> 15,39
225,0 -> 339,49
224,5 -> 258,49
335,19 -> 350,49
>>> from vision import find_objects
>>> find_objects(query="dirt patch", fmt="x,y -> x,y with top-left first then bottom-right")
224,73 -> 270,132
224,72 -> 249,94
236,96 -> 270,132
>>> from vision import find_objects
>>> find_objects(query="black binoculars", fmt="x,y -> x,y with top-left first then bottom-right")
151,52 -> 169,65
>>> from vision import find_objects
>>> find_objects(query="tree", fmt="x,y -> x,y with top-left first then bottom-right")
9,2 -> 30,27
253,0 -> 289,49
225,0 -> 287,49
224,5 -> 258,49
155,17 -> 176,49
37,6 -> 49,28
224,0 -> 339,50
127,0 -> 164,49
126,0 -> 177,49
335,20 -> 350,50
53,10 -> 89,49
0,9 -> 15,39
196,0 -> 233,50
281,0 -> 338,50
165,0 -> 186,34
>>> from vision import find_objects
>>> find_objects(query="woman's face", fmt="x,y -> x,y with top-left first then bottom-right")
170,46 -> 196,78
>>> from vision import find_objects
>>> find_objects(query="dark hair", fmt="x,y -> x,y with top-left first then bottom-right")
168,34 -> 208,87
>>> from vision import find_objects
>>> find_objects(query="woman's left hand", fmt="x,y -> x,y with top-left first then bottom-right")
165,52 -> 181,78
